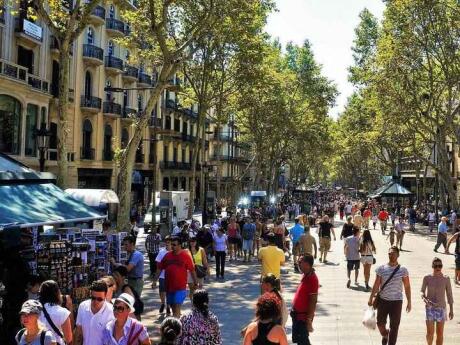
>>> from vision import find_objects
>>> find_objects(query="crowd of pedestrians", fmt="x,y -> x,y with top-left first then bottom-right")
10,191 -> 460,345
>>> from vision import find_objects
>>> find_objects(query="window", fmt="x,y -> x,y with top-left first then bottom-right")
25,104 -> 38,156
51,61 -> 60,97
165,116 -> 171,130
104,124 -> 112,158
163,145 -> 168,162
17,46 -> 34,74
105,80 -> 112,102
182,149 -> 186,162
109,4 -> 115,18
173,147 -> 177,162
48,122 -> 58,160
174,118 -> 180,132
84,71 -> 92,99
0,95 -> 22,155
87,27 -> 94,45
108,40 -> 114,56
163,177 -> 169,191
123,90 -> 129,108
121,128 -> 129,149
137,94 -> 143,112
82,119 -> 93,157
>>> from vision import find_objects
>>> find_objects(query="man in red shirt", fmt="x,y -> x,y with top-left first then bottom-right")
291,254 -> 319,345
378,208 -> 389,235
363,207 -> 372,229
153,236 -> 198,317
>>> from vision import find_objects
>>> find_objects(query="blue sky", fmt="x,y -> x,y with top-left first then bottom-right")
265,0 -> 385,118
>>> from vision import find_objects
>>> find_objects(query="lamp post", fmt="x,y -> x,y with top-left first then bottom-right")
36,122 -> 51,172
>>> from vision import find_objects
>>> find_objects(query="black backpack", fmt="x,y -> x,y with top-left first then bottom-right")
17,329 -> 46,345
122,284 -> 144,315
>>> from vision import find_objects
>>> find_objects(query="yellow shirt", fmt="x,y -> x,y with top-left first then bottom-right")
258,245 -> 285,278
191,248 -> 203,266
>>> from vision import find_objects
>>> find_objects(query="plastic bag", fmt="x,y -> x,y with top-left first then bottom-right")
362,306 -> 376,330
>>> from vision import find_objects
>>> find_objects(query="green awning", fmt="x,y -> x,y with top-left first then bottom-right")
0,183 -> 105,228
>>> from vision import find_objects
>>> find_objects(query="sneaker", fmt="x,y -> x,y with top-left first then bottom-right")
159,303 -> 165,313
365,283 -> 370,290
347,280 -> 351,288
166,306 -> 171,315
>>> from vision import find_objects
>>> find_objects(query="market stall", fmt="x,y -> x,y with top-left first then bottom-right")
368,180 -> 413,206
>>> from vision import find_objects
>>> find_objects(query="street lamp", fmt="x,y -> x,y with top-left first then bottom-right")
35,122 -> 51,172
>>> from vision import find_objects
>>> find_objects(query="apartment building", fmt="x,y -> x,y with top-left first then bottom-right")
0,1 -> 250,207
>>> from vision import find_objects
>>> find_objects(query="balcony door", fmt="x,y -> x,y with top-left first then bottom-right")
82,119 -> 92,157
104,124 -> 112,158
17,46 -> 34,74
84,71 -> 92,99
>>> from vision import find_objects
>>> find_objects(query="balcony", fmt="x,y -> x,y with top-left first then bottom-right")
122,64 -> 138,82
160,161 -> 191,170
106,18 -> 125,36
80,96 -> 102,113
0,59 -> 51,94
104,55 -> 123,74
15,18 -> 43,45
82,44 -> 104,65
81,147 -> 95,160
102,149 -> 114,161
122,107 -> 137,119
28,75 -> 49,93
181,134 -> 196,143
103,101 -> 122,116
138,73 -> 152,86
89,5 -> 105,25
149,117 -> 162,128
135,152 -> 145,163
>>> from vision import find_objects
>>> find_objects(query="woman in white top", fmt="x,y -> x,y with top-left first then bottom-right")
359,230 -> 376,291
213,228 -> 229,280
38,280 -> 72,345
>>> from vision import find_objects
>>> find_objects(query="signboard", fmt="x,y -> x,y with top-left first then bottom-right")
23,19 -> 43,41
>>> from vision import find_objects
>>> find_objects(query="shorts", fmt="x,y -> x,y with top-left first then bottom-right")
291,315 -> 310,344
455,254 -> 460,270
347,260 -> 360,271
360,255 -> 374,265
228,237 -> 239,245
426,307 -> 447,322
319,237 -> 331,252
166,289 -> 187,305
158,278 -> 166,293
242,239 -> 253,251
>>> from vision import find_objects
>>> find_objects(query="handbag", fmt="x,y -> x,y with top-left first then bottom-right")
372,265 -> 400,309
192,248 -> 207,279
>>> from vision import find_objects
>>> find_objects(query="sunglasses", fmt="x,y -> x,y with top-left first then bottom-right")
91,296 -> 104,302
113,305 -> 127,313
433,264 -> 443,268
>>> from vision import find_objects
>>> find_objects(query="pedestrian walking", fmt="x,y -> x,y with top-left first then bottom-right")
159,317 -> 182,345
446,232 -> 460,285
154,237 -> 172,315
354,211 -> 364,229
363,207 -> 372,229
196,226 -> 214,258
372,214 -> 378,230
434,217 -> 449,253
178,289 -> 222,345
16,300 -> 56,345
227,217 -> 241,261
290,217 -> 305,272
291,254 -> 319,345
421,258 -> 454,345
359,230 -> 376,290
154,236 -> 198,317
38,280 -> 72,345
242,218 -> 256,262
145,226 -> 161,277
298,225 -> 317,259
368,246 -> 411,345
395,218 -> 407,250
258,233 -> 285,279
102,293 -> 150,345
378,208 -> 389,235
74,280 -> 115,345
112,266 -> 144,320
261,274 -> 288,327
243,292 -> 288,345
428,211 -> 436,233
187,237 -> 208,298
318,215 -> 336,263
213,228 -> 228,280
345,226 -> 361,288
340,216 -> 354,240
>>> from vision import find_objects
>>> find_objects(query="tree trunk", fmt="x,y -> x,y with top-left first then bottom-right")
56,45 -> 70,188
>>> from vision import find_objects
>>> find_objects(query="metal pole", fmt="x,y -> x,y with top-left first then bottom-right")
39,148 -> 45,172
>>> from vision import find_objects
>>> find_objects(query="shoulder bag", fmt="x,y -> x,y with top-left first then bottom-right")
42,305 -> 64,341
127,319 -> 144,345
372,265 -> 400,309
192,248 -> 207,279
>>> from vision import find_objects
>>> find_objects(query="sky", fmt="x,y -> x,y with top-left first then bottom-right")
265,0 -> 386,118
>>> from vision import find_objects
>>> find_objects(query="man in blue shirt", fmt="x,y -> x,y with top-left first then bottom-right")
290,217 -> 304,272
242,218 -> 256,262
434,216 -> 449,253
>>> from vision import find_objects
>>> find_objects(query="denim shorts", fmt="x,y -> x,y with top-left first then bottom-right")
426,307 -> 447,322
166,289 -> 187,305
158,278 -> 166,293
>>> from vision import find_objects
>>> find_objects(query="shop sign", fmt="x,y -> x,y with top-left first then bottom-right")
23,19 -> 43,41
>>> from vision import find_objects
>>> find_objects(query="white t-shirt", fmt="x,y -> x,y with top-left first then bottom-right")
39,303 -> 70,345
156,247 -> 169,279
76,300 -> 115,345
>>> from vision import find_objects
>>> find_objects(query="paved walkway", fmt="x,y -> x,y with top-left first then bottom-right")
136,218 -> 460,344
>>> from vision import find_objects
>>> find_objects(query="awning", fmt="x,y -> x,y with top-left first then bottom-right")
65,188 -> 119,206
0,183 -> 106,228
369,181 -> 412,199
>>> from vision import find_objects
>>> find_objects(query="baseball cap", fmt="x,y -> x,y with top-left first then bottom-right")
20,299 -> 43,315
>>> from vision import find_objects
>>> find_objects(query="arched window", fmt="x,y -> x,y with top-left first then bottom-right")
0,95 -> 22,155
82,119 -> 93,159
121,128 -> 129,149
108,40 -> 114,56
109,4 -> 115,18
173,177 -> 179,189
103,124 -> 113,160
87,27 -> 94,45
84,71 -> 92,99
25,104 -> 38,156
105,79 -> 112,102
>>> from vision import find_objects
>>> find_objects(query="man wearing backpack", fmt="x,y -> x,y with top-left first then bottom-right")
242,217 -> 256,262
368,246 -> 411,345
